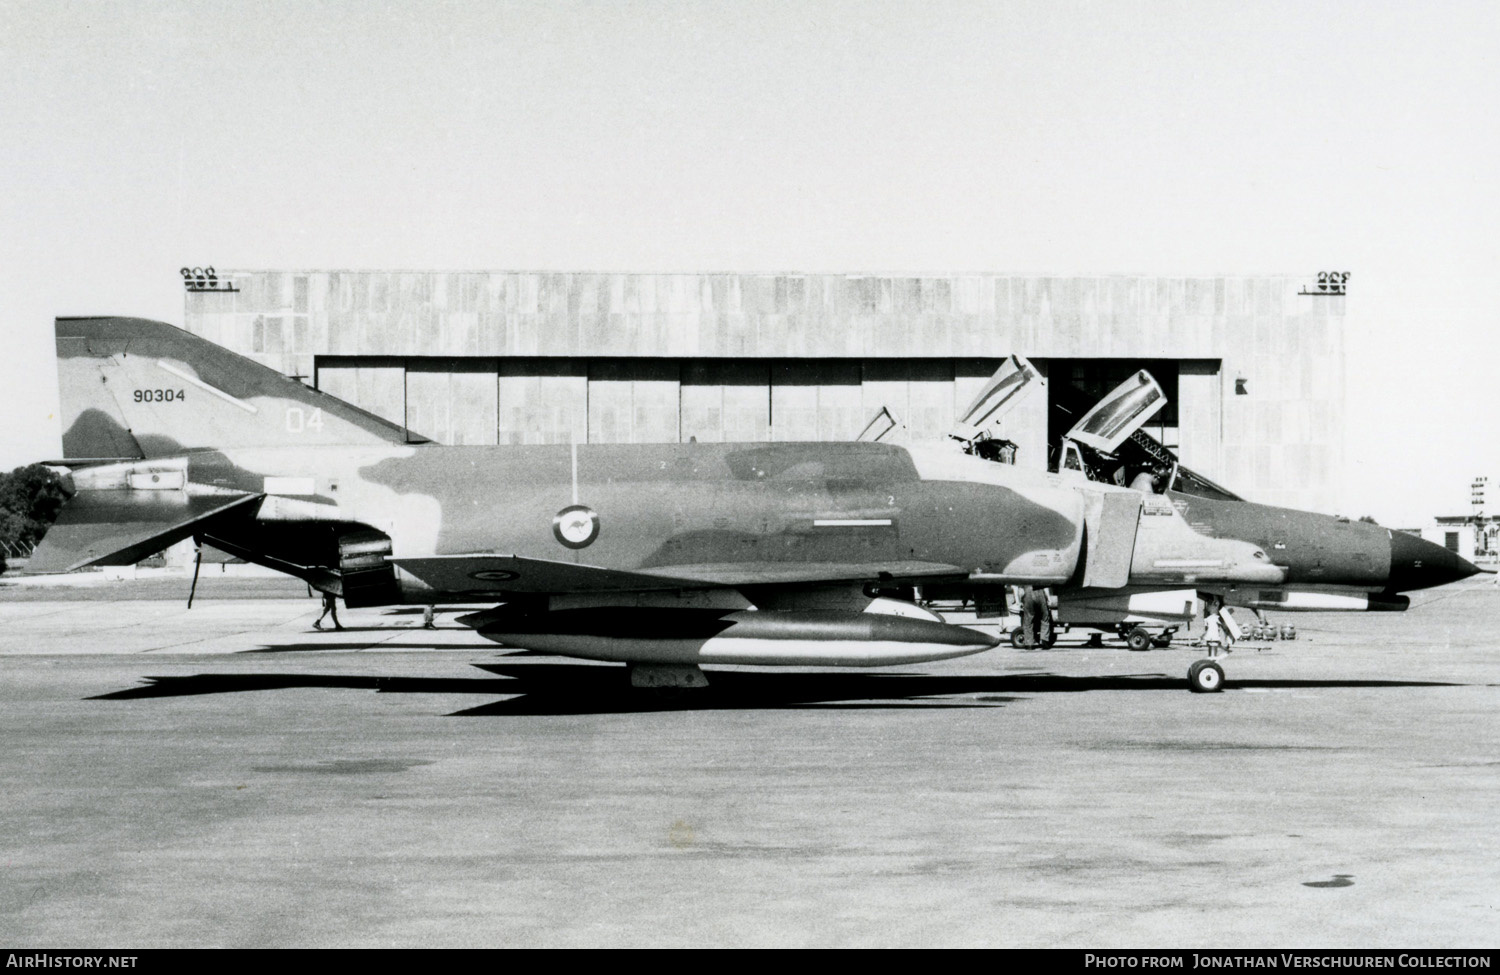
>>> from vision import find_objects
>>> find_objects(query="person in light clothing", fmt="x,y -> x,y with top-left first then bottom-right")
313,591 -> 343,631
1203,602 -> 1240,655
1204,608 -> 1224,654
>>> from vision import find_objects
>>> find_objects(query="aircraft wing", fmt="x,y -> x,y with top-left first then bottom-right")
392,555 -> 694,594
392,554 -> 970,595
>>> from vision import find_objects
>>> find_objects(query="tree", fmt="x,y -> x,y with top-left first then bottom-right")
0,464 -> 69,573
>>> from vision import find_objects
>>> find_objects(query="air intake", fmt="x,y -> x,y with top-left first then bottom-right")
338,530 -> 400,607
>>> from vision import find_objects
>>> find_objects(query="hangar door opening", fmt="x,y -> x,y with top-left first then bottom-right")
317,356 -> 1020,448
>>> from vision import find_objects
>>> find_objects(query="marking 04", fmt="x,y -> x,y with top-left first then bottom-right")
284,407 -> 325,433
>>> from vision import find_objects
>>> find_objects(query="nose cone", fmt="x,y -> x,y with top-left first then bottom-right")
1388,531 -> 1483,591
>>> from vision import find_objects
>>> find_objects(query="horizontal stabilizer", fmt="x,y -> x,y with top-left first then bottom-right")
28,491 -> 261,573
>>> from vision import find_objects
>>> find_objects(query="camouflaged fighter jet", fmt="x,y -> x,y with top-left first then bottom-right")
35,317 -> 1092,689
33,317 -> 1481,693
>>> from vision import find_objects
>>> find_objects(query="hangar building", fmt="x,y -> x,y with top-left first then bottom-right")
183,271 -> 1347,514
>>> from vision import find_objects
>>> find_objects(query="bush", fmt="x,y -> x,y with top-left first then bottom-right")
0,464 -> 69,573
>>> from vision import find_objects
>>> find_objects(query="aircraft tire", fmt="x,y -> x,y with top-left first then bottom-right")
1126,627 -> 1152,652
1151,634 -> 1173,648
1187,659 -> 1225,694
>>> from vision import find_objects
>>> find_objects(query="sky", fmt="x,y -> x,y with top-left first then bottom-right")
1,0 -> 1495,524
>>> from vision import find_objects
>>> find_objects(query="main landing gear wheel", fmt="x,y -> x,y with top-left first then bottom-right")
1126,627 -> 1153,652
1009,628 -> 1055,649
1187,659 -> 1225,694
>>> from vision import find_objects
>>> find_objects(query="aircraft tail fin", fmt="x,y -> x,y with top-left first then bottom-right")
56,317 -> 424,458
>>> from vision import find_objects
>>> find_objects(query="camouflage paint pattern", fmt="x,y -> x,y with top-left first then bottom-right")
35,318 -> 1481,609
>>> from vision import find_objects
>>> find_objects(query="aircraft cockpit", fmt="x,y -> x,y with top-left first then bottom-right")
943,355 -> 1041,465
1050,369 -> 1243,501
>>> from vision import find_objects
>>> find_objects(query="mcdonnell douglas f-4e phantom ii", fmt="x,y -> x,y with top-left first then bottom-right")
31,318 -> 1482,693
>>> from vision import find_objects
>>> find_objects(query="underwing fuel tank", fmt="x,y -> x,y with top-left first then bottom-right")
465,606 -> 1000,666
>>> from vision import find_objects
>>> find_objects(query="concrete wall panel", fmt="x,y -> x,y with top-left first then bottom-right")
1176,361 -> 1221,476
771,362 -> 862,442
316,358 -> 406,429
498,360 -> 587,446
193,270 -> 1347,512
860,360 -> 956,443
405,360 -> 499,446
681,362 -> 771,443
587,361 -> 681,444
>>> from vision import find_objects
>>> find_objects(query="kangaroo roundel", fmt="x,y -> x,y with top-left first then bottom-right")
552,504 -> 600,549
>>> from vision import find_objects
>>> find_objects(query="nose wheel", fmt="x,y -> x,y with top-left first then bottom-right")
1187,658 -> 1225,693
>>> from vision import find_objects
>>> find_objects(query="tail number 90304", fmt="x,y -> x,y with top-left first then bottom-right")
134,389 -> 186,402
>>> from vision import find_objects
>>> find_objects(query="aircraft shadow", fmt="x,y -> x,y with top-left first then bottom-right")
89,661 -> 1465,716
275,627 -> 432,635
90,673 -> 524,700
241,641 -> 463,653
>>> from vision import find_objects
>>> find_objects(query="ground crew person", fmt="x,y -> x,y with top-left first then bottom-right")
1201,599 -> 1236,655
1203,607 -> 1224,655
313,591 -> 343,631
1019,585 -> 1053,648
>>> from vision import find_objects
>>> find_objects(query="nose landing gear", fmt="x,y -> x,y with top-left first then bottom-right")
1184,599 -> 1239,693
1187,658 -> 1225,693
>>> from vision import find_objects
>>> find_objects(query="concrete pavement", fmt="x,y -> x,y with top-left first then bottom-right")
0,578 -> 1495,946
